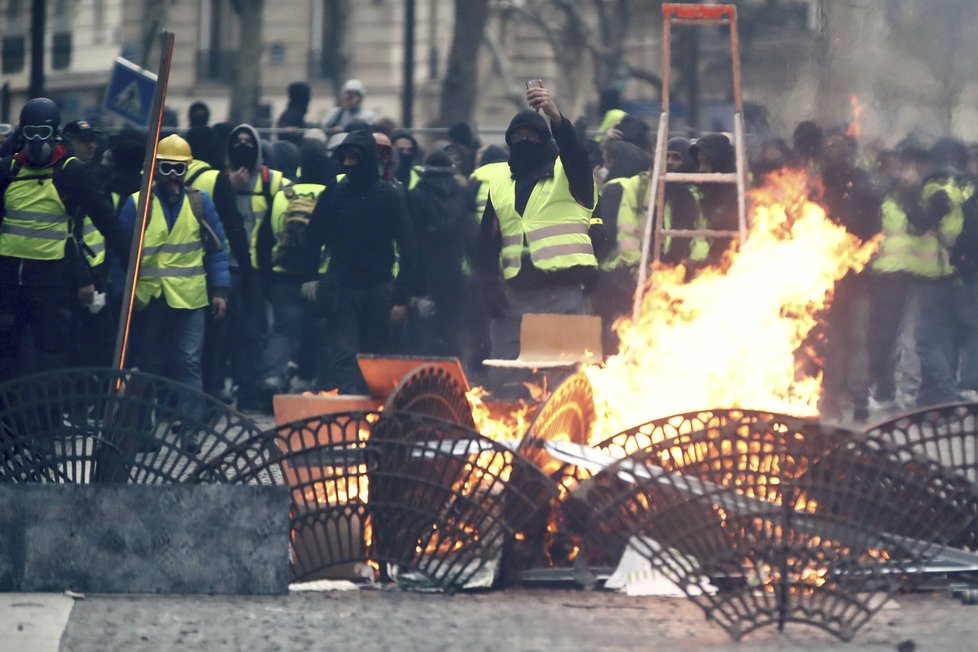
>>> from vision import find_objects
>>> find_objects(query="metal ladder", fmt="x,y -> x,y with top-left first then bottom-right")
633,3 -> 749,321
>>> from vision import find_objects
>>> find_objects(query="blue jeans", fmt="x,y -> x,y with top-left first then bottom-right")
131,297 -> 206,419
262,275 -> 309,388
915,276 -> 978,406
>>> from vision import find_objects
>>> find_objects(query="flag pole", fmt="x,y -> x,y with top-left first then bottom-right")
111,30 -> 175,373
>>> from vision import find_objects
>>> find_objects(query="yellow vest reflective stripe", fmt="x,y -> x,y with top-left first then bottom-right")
598,177 -> 637,271
470,162 -> 510,225
269,182 -> 326,274
249,169 -> 288,268
870,195 -> 917,274
489,159 -> 596,280
0,161 -> 72,260
185,160 -> 219,198
81,217 -> 106,266
134,192 -> 209,310
915,178 -> 965,278
408,166 -> 422,190
685,185 -> 709,262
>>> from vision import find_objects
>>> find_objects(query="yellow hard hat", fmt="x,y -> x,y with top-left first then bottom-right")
156,134 -> 193,162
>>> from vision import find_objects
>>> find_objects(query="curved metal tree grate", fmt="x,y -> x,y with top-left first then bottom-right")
194,410 -> 558,590
0,368 -> 262,484
566,413 -> 978,641
384,364 -> 475,428
865,402 -> 978,552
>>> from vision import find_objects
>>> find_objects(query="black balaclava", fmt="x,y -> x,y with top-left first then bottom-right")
185,126 -> 223,169
299,141 -> 332,186
335,129 -> 380,188
228,132 -> 259,170
505,110 -> 558,180
391,129 -> 420,185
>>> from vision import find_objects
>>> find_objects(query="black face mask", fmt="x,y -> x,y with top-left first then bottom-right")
228,142 -> 258,170
396,154 -> 414,182
508,139 -> 557,179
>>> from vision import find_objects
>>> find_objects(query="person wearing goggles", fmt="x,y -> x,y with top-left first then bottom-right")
0,97 -> 131,383
114,134 -> 231,451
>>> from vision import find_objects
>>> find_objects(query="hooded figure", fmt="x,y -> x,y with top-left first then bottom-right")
277,82 -> 311,146
334,129 -> 380,189
299,127 -> 419,393
273,140 -> 301,181
390,129 -> 422,187
226,125 -> 265,254
406,150 -> 475,356
504,109 -> 559,181
691,133 -> 738,265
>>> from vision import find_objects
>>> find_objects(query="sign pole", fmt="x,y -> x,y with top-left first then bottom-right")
111,30 -> 175,373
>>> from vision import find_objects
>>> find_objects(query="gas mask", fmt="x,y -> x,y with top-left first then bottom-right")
22,124 -> 56,165
156,160 -> 187,204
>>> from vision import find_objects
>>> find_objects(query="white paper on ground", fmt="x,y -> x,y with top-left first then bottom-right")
606,537 -> 715,597
0,593 -> 75,652
289,579 -> 360,592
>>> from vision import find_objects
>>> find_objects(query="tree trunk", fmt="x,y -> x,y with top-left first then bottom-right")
229,0 -> 264,126
436,0 -> 490,127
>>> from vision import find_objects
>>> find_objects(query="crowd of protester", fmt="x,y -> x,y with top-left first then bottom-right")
3,77 -> 977,431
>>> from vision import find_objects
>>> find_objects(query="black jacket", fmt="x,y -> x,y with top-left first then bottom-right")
301,130 -> 418,304
0,147 -> 129,288
408,166 -> 475,301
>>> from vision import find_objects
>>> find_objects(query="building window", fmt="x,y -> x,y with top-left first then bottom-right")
196,0 -> 238,82
2,35 -> 26,74
52,32 -> 71,70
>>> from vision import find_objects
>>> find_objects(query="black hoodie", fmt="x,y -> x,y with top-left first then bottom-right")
408,153 -> 475,300
301,129 -> 418,303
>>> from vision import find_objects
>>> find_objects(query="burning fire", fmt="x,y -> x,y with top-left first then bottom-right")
467,385 -> 534,443
846,95 -> 864,140
585,168 -> 879,441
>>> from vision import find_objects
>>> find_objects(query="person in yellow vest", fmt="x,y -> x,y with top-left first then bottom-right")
463,146 -> 510,380
225,124 -> 289,410
254,140 -> 331,407
62,119 -> 117,368
184,125 -> 253,404
864,145 -> 932,414
910,137 -> 976,407
118,135 -> 229,447
477,83 -> 598,398
391,130 -> 424,189
0,98 -> 130,382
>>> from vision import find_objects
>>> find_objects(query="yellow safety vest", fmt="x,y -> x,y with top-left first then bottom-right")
248,168 -> 289,267
870,195 -> 917,274
0,158 -> 75,260
185,160 -> 220,198
134,191 -> 209,310
489,159 -> 596,280
269,182 -> 326,274
914,178 -> 965,279
470,162 -> 510,225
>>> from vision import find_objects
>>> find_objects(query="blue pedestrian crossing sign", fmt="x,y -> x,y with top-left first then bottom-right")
103,58 -> 157,127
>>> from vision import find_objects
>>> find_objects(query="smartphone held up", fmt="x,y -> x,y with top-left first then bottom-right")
526,79 -> 544,112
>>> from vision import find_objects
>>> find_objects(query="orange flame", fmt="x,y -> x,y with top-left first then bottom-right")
584,169 -> 879,441
846,95 -> 863,140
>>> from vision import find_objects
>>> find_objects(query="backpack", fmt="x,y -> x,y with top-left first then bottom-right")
951,192 -> 978,278
272,185 -> 317,271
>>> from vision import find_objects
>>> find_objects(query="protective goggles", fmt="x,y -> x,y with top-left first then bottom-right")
156,161 -> 187,176
22,125 -> 55,141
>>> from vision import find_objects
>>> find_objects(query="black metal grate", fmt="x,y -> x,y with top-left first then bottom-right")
195,411 -> 558,590
0,368 -> 263,484
866,402 -> 978,552
384,364 -> 475,429
567,412 -> 978,641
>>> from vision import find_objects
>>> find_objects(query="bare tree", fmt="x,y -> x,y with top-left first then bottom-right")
228,0 -> 263,125
436,0 -> 490,126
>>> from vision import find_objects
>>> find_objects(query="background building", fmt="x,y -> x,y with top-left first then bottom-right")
2,0 -> 978,146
